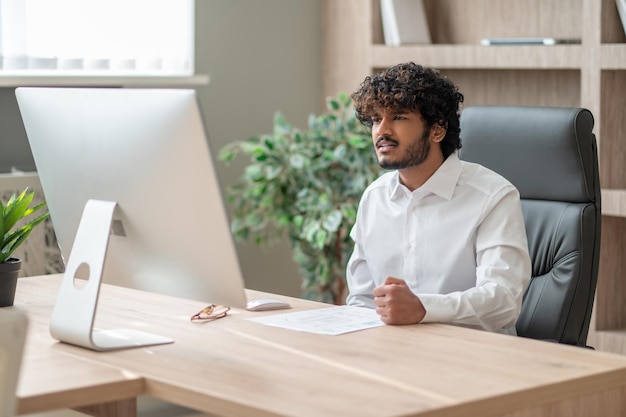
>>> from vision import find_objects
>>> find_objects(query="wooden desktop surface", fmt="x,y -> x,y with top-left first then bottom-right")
7,274 -> 626,417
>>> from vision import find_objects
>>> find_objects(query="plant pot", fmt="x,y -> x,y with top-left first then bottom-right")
0,258 -> 22,307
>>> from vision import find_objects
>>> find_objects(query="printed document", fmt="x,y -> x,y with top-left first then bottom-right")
247,305 -> 384,335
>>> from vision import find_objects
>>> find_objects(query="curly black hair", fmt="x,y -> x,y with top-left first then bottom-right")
352,62 -> 464,158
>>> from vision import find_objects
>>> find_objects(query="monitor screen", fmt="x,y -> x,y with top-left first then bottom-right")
16,87 -> 247,310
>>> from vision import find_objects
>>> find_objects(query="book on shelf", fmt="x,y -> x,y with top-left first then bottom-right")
617,0 -> 626,36
480,38 -> 581,46
380,0 -> 431,46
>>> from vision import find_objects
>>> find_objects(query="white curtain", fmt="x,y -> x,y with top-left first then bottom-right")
0,0 -> 194,75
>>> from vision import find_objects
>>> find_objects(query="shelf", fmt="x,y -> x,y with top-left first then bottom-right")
601,44 -> 626,68
0,74 -> 210,88
370,44 -> 583,70
601,189 -> 626,217
587,328 -> 626,355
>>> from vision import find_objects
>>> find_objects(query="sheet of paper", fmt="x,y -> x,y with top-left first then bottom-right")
247,305 -> 384,335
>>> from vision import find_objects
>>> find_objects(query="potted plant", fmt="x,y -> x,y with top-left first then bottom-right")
218,93 -> 380,304
0,188 -> 50,307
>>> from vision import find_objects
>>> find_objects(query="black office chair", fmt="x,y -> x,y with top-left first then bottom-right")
458,106 -> 601,347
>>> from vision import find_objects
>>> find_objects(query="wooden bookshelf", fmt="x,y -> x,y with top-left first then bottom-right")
321,0 -> 626,354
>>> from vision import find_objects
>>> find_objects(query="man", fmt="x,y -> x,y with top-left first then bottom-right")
346,62 -> 531,334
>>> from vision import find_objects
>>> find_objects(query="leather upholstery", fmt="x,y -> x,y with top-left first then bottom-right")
459,106 -> 601,346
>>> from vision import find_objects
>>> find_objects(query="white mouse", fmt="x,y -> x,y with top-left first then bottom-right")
246,297 -> 291,312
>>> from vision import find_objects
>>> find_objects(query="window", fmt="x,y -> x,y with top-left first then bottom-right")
0,0 -> 194,76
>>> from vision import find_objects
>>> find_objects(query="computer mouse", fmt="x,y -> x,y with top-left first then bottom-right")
246,298 -> 291,312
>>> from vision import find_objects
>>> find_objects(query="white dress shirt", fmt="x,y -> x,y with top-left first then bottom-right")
346,152 -> 531,333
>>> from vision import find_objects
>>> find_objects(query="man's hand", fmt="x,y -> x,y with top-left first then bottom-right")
373,277 -> 426,325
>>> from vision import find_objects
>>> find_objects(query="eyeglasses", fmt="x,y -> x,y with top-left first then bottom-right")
190,304 -> 230,322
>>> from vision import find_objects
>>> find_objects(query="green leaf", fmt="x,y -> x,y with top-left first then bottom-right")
0,200 -> 4,245
348,135 -> 371,149
273,112 -> 290,135
315,258 -> 330,283
265,165 -> 282,180
314,228 -> 329,249
244,165 -> 265,182
333,144 -> 347,160
339,92 -> 351,108
290,154 -> 305,169
277,213 -> 291,227
4,190 -> 33,232
217,143 -> 239,162
322,149 -> 335,162
302,220 -> 320,243
293,215 -> 304,228
293,131 -> 304,144
250,184 -> 267,197
322,209 -> 342,232
340,204 -> 357,221
327,97 -> 340,111
0,188 -> 50,263
244,212 -> 265,229
240,141 -> 264,156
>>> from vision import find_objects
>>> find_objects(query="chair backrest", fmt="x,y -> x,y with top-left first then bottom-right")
458,105 -> 601,347
0,311 -> 28,417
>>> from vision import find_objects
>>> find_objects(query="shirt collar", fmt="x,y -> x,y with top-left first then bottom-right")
389,152 -> 462,201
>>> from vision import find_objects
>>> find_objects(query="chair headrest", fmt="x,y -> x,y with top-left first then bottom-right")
459,106 -> 597,203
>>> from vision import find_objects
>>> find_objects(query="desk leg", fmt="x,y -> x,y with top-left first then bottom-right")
74,398 -> 136,417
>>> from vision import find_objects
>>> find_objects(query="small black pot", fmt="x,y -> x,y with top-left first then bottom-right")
0,258 -> 22,307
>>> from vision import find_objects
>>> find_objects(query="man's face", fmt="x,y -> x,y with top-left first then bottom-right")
370,109 -> 432,170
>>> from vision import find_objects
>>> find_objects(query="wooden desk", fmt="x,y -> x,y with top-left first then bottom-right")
9,277 -> 143,416
9,275 -> 626,417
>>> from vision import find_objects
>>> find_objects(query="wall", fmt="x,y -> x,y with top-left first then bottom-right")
0,1 -> 322,297
0,89 -> 36,173
195,0 -> 322,297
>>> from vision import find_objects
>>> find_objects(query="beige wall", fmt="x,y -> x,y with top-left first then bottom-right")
0,1 -> 322,298
195,0 -> 322,297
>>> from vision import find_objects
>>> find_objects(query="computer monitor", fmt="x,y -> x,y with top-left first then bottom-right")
15,87 -> 247,351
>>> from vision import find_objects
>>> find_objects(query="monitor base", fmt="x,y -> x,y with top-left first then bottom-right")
90,328 -> 173,351
49,199 -> 173,351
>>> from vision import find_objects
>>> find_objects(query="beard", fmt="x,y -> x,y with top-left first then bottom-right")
377,129 -> 431,170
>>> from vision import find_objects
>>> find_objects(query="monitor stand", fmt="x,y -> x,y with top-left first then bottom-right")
49,199 -> 174,351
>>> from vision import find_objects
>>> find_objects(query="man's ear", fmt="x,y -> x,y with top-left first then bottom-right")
431,123 -> 446,143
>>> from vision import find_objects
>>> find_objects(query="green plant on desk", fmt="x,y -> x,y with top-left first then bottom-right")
0,187 -> 51,305
1,188 -> 50,264
219,93 -> 380,304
